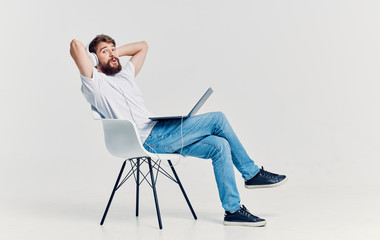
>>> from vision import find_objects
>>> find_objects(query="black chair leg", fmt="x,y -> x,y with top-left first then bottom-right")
100,160 -> 127,225
168,160 -> 197,220
148,157 -> 163,229
135,158 -> 140,217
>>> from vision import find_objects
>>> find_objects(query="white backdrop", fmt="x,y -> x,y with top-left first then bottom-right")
0,0 -> 379,238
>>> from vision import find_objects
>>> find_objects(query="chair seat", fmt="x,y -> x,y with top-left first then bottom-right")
148,153 -> 182,161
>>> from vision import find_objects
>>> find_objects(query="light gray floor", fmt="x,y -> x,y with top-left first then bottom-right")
1,163 -> 379,240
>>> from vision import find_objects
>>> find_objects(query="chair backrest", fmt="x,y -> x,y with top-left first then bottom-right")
90,106 -> 149,159
102,119 -> 150,159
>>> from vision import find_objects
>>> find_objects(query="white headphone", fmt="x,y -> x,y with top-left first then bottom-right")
87,44 -> 99,67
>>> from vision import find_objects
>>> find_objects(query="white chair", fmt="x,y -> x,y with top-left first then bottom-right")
91,106 -> 197,229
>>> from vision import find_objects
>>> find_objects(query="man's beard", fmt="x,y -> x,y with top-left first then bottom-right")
98,57 -> 122,75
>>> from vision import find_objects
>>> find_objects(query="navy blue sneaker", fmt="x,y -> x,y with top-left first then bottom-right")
245,166 -> 287,189
224,205 -> 266,227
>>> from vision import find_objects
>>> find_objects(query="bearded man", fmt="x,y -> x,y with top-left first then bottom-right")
70,34 -> 287,227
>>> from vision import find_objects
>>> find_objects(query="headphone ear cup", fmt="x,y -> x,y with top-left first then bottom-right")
86,44 -> 99,67
89,52 -> 99,67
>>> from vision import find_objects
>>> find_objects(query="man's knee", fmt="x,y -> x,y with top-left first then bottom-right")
213,111 -> 226,119
209,111 -> 227,125
204,136 -> 231,159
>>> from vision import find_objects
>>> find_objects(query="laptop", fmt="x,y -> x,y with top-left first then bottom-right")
149,87 -> 213,121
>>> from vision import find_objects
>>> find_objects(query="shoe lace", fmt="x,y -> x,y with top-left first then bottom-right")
239,205 -> 259,219
260,166 -> 279,178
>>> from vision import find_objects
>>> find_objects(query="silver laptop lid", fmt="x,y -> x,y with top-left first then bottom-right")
187,87 -> 213,117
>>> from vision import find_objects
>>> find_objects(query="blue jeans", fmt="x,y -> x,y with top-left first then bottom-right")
143,112 -> 260,213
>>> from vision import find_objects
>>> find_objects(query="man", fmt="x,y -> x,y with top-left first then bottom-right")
70,34 -> 287,227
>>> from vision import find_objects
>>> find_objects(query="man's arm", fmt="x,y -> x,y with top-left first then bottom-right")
70,39 -> 94,78
117,41 -> 148,77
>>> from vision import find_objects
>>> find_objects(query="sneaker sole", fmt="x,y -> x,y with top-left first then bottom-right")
223,220 -> 267,227
245,176 -> 288,189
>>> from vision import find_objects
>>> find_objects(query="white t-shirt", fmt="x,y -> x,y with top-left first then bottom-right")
80,61 -> 157,143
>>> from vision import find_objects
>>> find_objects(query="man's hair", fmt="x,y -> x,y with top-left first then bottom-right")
89,34 -> 116,53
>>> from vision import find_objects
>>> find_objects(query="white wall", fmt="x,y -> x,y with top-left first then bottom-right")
0,0 -> 379,206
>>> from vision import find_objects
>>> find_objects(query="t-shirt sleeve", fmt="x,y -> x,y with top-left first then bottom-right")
80,69 -> 101,93
123,61 -> 136,80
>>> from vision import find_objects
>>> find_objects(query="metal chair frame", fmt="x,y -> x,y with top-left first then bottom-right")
100,157 -> 197,229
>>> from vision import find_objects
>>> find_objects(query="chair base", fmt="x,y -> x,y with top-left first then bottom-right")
100,157 -> 197,229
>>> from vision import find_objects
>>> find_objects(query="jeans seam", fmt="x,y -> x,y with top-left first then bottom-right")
200,141 -> 233,212
215,119 -> 253,180
231,151 -> 250,178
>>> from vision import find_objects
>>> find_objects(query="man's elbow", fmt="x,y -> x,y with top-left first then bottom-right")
70,39 -> 81,49
141,41 -> 148,50
70,39 -> 85,57
70,39 -> 78,53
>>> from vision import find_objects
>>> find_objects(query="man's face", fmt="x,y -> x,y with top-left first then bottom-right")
96,41 -> 121,75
